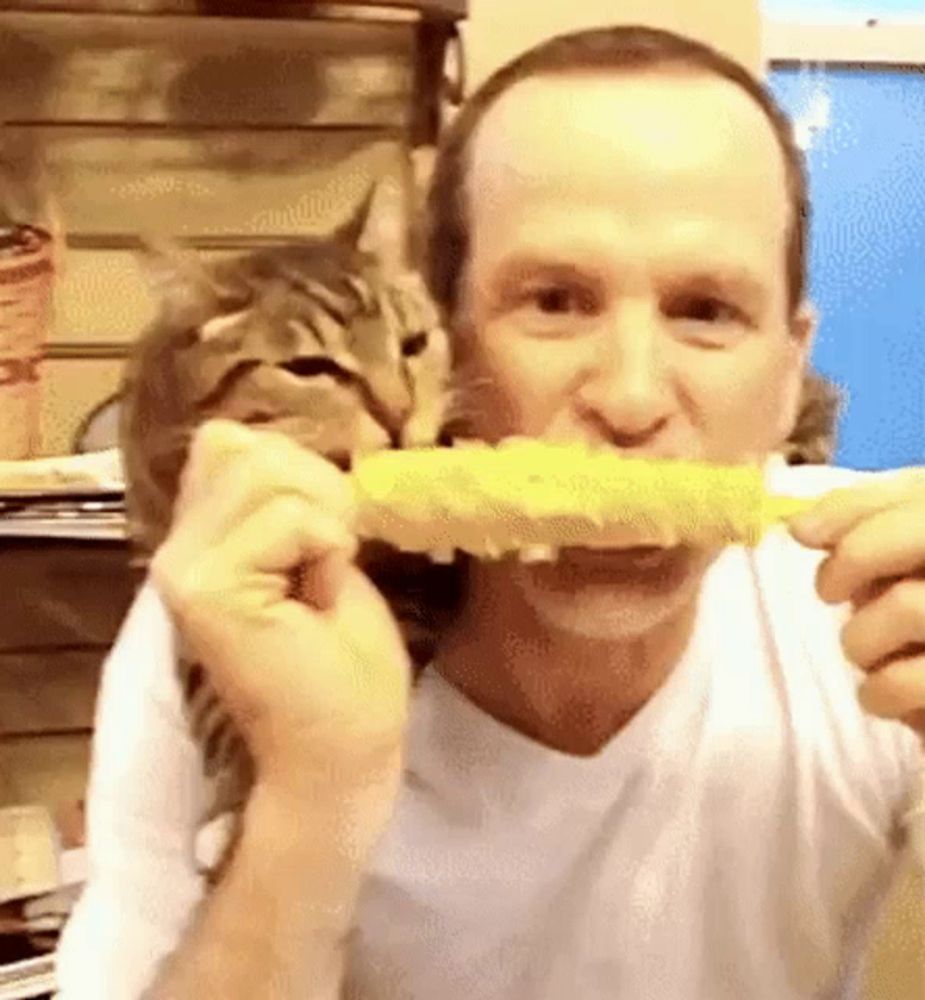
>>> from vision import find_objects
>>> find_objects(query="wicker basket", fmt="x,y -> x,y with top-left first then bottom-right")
0,226 -> 54,460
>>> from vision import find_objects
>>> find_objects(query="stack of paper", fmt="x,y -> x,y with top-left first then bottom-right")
0,806 -> 65,997
0,807 -> 59,908
0,954 -> 56,1000
0,450 -> 123,495
0,449 -> 126,540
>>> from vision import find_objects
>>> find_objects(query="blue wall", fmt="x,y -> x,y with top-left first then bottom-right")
768,67 -> 925,470
765,1 -> 925,15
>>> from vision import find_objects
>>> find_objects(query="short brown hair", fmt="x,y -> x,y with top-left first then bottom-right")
423,25 -> 809,323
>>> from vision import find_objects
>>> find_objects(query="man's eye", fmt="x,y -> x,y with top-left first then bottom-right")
526,285 -> 594,315
665,296 -> 745,324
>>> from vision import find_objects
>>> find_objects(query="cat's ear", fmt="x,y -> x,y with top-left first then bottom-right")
335,175 -> 409,274
135,236 -> 222,327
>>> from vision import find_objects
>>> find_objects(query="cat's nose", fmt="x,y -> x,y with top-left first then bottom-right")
366,375 -> 413,446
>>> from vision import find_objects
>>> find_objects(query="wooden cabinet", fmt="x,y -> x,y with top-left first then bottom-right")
0,537 -> 139,812
0,0 -> 466,453
0,0 -> 465,817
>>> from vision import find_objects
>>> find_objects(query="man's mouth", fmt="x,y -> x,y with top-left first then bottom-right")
557,544 -> 679,571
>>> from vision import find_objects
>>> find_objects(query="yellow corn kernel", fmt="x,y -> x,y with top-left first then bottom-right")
351,439 -> 813,557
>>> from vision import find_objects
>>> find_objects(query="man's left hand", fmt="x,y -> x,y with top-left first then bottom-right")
789,469 -> 925,737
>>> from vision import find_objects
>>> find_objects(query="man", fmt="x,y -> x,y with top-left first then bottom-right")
56,26 -> 925,1000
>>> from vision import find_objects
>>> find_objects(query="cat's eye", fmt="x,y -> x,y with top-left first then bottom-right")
401,332 -> 429,357
241,412 -> 277,426
217,290 -> 254,312
278,356 -> 350,382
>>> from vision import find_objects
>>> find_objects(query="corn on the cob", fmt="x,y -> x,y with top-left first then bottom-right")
351,439 -> 812,558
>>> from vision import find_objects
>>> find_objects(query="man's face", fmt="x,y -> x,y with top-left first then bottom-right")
456,69 -> 813,639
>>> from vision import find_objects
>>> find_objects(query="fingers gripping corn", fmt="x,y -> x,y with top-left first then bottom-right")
351,439 -> 811,558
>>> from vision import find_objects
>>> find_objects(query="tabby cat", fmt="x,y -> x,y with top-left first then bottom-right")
781,369 -> 843,466
119,181 -> 461,882
119,181 -> 841,883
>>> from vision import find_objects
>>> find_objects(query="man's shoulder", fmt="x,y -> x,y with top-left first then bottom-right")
95,576 -> 179,715
751,462 -> 923,830
115,575 -> 175,649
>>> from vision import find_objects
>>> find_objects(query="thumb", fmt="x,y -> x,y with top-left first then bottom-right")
295,548 -> 357,612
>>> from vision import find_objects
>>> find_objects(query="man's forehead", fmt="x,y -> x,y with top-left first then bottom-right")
460,68 -> 793,313
468,68 -> 787,198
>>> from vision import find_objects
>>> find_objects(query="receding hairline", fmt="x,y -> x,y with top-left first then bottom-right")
456,63 -> 794,311
465,61 -> 787,198
424,26 -> 808,325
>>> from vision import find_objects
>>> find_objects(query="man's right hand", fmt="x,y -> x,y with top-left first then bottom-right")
150,419 -> 413,799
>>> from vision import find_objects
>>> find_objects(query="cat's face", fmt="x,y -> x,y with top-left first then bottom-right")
121,182 -> 451,555
781,371 -> 841,465
170,249 -> 449,461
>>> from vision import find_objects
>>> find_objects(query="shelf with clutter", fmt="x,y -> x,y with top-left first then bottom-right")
0,3 -> 465,989
0,0 -> 464,459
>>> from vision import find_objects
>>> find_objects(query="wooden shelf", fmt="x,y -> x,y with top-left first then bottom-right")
0,0 -> 467,21
0,0 -> 462,452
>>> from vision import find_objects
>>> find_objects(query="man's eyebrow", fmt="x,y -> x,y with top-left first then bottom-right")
663,267 -> 770,306
489,253 -> 602,287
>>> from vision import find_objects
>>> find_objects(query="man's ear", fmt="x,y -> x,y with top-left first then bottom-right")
790,300 -> 817,357
780,300 -> 819,436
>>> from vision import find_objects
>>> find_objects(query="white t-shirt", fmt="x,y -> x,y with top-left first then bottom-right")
55,461 -> 924,1000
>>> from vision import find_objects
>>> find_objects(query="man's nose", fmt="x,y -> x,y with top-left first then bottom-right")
575,303 -> 673,448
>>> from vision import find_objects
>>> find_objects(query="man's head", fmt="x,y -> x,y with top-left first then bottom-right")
425,25 -> 808,330
423,26 -> 816,640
